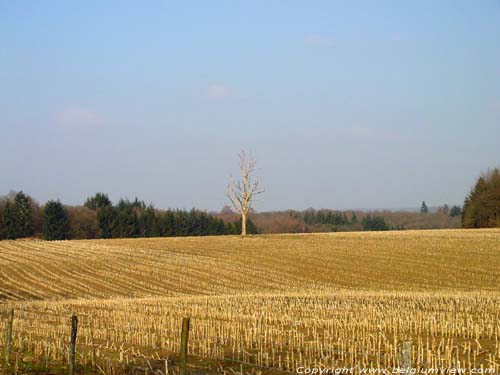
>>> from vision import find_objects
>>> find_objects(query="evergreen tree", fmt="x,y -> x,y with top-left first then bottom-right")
97,205 -> 116,238
246,218 -> 259,234
1,190 -> 238,239
175,210 -> 190,236
112,204 -> 139,238
43,200 -> 70,240
84,193 -> 112,210
216,219 -> 227,235
140,206 -> 159,237
0,192 -> 35,239
188,209 -> 201,236
420,201 -> 429,214
14,191 -> 34,237
350,212 -> 358,224
2,201 -> 19,239
463,176 -> 488,228
160,210 -> 175,236
461,197 -> 470,226
462,169 -> 500,228
361,215 -> 389,231
207,217 -> 226,235
231,217 -> 258,234
450,205 -> 461,217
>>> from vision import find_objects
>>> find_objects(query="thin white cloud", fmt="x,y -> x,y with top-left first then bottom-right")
305,34 -> 336,47
207,84 -> 230,99
56,107 -> 104,129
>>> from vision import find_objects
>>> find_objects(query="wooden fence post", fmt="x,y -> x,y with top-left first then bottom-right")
179,317 -> 190,375
89,320 -> 96,369
69,315 -> 78,375
5,308 -> 14,364
399,340 -> 412,371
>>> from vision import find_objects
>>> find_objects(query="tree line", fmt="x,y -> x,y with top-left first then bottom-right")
0,192 -> 257,241
297,209 -> 421,231
1,166 -> 498,240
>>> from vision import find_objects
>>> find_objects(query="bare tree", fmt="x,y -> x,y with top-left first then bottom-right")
227,151 -> 264,236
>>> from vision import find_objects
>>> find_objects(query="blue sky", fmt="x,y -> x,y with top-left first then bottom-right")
1,1 -> 499,211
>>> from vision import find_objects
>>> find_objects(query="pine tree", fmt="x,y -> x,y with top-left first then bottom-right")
84,193 -> 112,210
231,217 -> 258,234
462,168 -> 500,228
450,205 -> 461,217
420,201 -> 429,214
461,197 -> 470,226
160,210 -> 175,237
97,206 -> 116,238
43,200 -> 70,240
112,204 -> 139,238
361,215 -> 389,231
140,206 -> 158,237
350,212 -> 358,224
2,201 -> 19,239
14,191 -> 34,237
216,219 -> 227,235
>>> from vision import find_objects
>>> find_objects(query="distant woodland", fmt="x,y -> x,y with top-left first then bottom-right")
217,206 -> 462,234
0,192 -> 459,240
0,168 -> 498,240
0,192 -> 258,241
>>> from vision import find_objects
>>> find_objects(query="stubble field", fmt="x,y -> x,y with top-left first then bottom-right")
0,229 -> 499,374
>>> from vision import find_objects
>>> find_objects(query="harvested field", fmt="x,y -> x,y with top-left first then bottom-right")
0,230 -> 499,374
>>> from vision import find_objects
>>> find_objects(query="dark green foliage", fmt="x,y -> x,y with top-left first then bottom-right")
227,218 -> 259,235
140,205 -> 159,237
450,205 -> 461,217
14,191 -> 34,237
0,191 -> 35,239
112,205 -> 139,238
43,200 -> 70,240
420,201 -> 429,214
246,218 -> 259,234
0,187 -> 467,238
462,168 -> 500,228
117,197 -> 145,211
350,212 -> 358,224
155,209 -> 230,237
97,206 -> 116,238
206,215 -> 227,236
2,201 -> 19,239
91,198 -> 231,239
159,210 -> 175,236
302,209 -> 349,227
84,192 -> 112,210
297,209 -> 396,232
361,215 -> 389,231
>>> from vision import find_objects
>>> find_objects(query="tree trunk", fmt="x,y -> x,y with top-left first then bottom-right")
241,211 -> 247,236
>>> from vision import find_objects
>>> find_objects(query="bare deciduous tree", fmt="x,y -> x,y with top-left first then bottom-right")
227,151 -> 264,236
